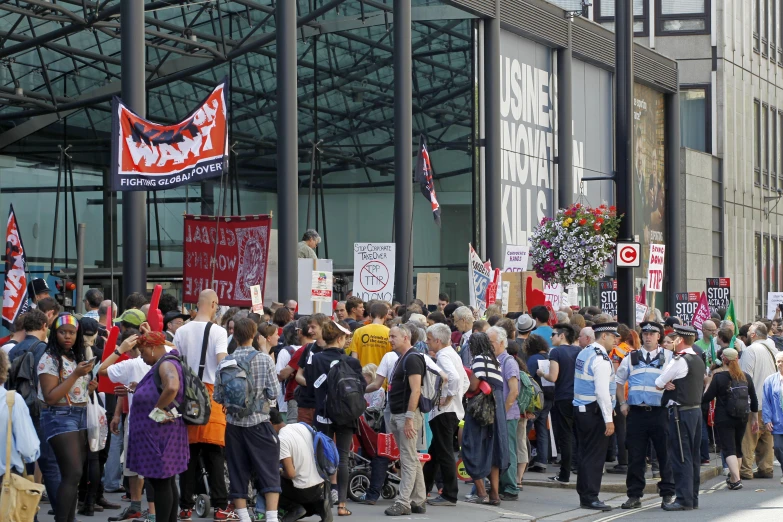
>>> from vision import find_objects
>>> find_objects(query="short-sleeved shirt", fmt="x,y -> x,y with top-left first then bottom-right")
348,323 -> 391,367
279,423 -> 322,489
106,357 -> 152,411
535,326 -> 554,347
497,352 -> 520,419
37,353 -> 91,404
548,344 -> 581,402
173,321 -> 228,385
471,354 -> 503,390
388,350 -> 426,414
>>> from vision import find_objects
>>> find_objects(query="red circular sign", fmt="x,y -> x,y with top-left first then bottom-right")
359,261 -> 389,292
619,245 -> 638,264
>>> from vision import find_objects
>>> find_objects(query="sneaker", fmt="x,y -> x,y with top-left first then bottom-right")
700,459 -> 710,465
97,497 -> 122,510
214,507 -> 241,521
728,479 -> 743,490
753,471 -> 773,479
133,511 -> 154,522
411,503 -> 426,514
607,464 -> 628,474
108,507 -> 143,522
41,490 -> 49,504
385,503 -> 412,516
426,496 -> 456,507
723,468 -> 730,476
331,489 -> 339,504
652,471 -> 661,479
499,493 -> 518,501
528,464 -> 547,473
621,497 -> 641,509
252,513 -> 265,522
178,509 -> 193,522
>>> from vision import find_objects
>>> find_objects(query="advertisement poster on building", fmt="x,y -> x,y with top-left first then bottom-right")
674,292 -> 700,325
633,83 -> 667,283
599,279 -> 617,317
352,243 -> 395,302
706,278 -> 731,313
469,244 -> 492,315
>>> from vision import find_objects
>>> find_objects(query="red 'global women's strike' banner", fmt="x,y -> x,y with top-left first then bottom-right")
111,79 -> 229,191
182,214 -> 272,307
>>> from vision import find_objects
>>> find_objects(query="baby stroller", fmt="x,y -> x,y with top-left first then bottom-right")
193,458 -> 257,518
347,411 -> 400,502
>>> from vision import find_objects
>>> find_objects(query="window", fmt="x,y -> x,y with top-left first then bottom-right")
764,103 -> 770,185
657,0 -> 710,34
774,236 -> 779,292
772,0 -> 777,61
755,99 -> 761,185
773,107 -> 779,189
757,233 -> 763,315
762,0 -> 768,54
766,235 -> 772,300
755,0 -> 761,52
594,0 -> 648,36
680,87 -> 709,153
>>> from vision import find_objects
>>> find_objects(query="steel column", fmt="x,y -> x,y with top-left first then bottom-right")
394,0 -> 413,303
615,0 -> 635,326
484,2 -> 503,266
557,43 -> 573,208
665,91 -> 681,315
277,0 -> 299,303
121,0 -> 147,301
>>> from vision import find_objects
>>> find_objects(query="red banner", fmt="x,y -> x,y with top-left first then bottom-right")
111,80 -> 229,191
3,205 -> 29,329
182,214 -> 271,306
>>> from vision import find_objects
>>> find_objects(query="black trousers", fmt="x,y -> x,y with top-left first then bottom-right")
613,402 -> 628,465
280,477 -> 327,519
179,443 -> 228,510
668,408 -> 701,508
574,403 -> 610,504
554,400 -> 575,482
423,412 -> 459,502
625,407 -> 675,498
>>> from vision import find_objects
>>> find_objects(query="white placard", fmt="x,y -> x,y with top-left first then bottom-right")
646,244 -> 666,292
311,271 -> 333,303
635,302 -> 648,324
298,258 -> 333,315
503,245 -> 530,272
538,360 -> 555,387
352,243 -> 396,302
767,292 -> 783,319
566,284 -> 579,307
250,285 -> 263,313
544,282 -> 563,310
501,281 -> 510,315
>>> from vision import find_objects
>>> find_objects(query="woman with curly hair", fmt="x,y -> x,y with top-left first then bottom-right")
38,313 -> 97,522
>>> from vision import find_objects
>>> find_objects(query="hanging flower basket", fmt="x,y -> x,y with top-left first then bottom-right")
530,203 -> 623,287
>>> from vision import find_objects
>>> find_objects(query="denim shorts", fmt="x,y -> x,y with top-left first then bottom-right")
40,405 -> 87,441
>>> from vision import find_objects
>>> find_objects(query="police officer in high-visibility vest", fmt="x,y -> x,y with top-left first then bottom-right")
654,324 -> 706,511
573,322 -> 619,511
616,321 -> 675,509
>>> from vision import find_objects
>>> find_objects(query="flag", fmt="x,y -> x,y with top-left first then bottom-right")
414,135 -> 441,226
636,283 -> 647,306
691,292 -> 711,331
724,300 -> 739,351
2,205 -> 29,329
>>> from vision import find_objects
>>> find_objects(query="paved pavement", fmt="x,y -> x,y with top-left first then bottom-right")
36,455 -> 783,522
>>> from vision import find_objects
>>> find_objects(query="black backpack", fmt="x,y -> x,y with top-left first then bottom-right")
325,358 -> 366,426
725,377 -> 750,418
6,341 -> 46,417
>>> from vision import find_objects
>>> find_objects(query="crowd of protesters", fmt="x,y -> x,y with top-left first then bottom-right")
4,280 -> 783,522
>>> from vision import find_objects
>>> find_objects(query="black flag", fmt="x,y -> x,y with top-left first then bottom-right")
414,135 -> 441,226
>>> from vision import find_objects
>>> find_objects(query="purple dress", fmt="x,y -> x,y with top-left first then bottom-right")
127,350 -> 189,479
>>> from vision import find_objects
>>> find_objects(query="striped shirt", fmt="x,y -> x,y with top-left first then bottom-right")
471,354 -> 503,389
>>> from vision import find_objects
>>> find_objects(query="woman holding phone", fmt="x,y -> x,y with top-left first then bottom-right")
38,313 -> 98,522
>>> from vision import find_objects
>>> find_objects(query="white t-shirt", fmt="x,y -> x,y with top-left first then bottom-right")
376,351 -> 400,380
275,349 -> 292,413
279,423 -> 322,489
174,321 -> 228,384
107,357 -> 152,411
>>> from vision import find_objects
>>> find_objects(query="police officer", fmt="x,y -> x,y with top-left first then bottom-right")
616,321 -> 675,509
573,322 -> 619,511
654,324 -> 706,511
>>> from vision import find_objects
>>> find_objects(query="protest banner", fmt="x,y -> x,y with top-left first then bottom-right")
767,292 -> 783,320
646,244 -> 665,293
487,269 -> 501,307
469,244 -> 492,315
544,282 -> 563,310
2,205 -> 29,329
599,279 -> 617,317
250,285 -> 263,313
674,292 -> 700,325
691,292 -> 711,331
706,278 -> 731,313
182,214 -> 271,306
501,282 -> 510,315
503,245 -> 530,272
416,273 -> 440,305
299,259 -> 333,315
353,243 -> 396,302
311,271 -> 333,303
111,80 -> 229,191
635,301 -> 648,324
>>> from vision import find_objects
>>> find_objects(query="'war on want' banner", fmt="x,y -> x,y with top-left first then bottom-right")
111,80 -> 229,191
182,214 -> 271,307
2,205 -> 29,329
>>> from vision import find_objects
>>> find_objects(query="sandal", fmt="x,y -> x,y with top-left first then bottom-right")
338,506 -> 352,516
465,496 -> 489,504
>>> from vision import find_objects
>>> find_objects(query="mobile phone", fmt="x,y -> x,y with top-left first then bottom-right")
87,356 -> 98,366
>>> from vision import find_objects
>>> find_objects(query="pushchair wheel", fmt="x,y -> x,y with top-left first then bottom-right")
195,494 -> 211,518
381,482 -> 397,500
347,470 -> 370,502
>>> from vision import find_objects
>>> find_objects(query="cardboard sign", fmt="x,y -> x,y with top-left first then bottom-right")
767,292 -> 783,320
706,278 -> 731,313
501,271 -> 543,313
691,292 -> 711,331
599,279 -> 617,317
250,285 -> 263,313
469,244 -> 492,314
503,245 -> 530,272
674,292 -> 700,325
111,80 -> 229,191
646,244 -> 665,292
416,273 -> 441,305
182,214 -> 271,306
311,271 -> 333,303
353,243 -> 396,302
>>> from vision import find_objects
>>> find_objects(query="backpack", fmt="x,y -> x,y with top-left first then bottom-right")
7,341 -> 46,417
325,358 -> 366,425
301,422 -> 339,480
725,377 -> 750,418
516,371 -> 537,414
403,352 -> 441,413
213,350 -> 266,418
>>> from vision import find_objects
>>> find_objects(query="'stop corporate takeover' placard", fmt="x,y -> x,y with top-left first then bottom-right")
706,278 -> 730,313
111,80 -> 229,191
352,243 -> 396,303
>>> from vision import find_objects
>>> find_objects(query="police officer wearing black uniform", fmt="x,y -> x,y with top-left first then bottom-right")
616,321 -> 675,509
654,324 -> 706,511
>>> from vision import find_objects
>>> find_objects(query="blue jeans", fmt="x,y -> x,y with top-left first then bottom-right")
364,456 -> 390,501
40,405 -> 87,441
103,417 -> 124,491
531,399 -> 553,467
773,434 -> 783,471
700,413 -> 710,461
28,415 -> 61,511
